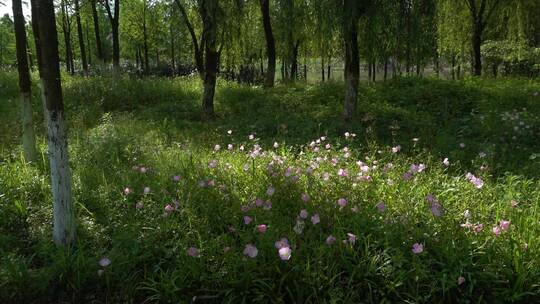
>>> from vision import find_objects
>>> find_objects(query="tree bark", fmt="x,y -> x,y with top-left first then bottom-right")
143,2 -> 149,75
260,0 -> 276,88
74,0 -> 88,73
61,0 -> 74,74
13,0 -> 38,162
91,0 -> 104,62
34,0 -> 76,247
342,0 -> 359,123
104,0 -> 120,70
200,0 -> 219,118
471,22 -> 482,76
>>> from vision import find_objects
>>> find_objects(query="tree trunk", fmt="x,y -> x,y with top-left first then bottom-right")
74,0 -> 87,73
30,0 -> 47,127
35,0 -> 76,247
321,57 -> 325,81
201,0 -> 219,118
327,61 -> 331,79
260,0 -> 276,88
104,0 -> 121,70
85,23 -> 92,66
472,22 -> 482,76
290,41 -> 299,80
343,0 -> 359,123
372,63 -> 376,82
384,58 -> 388,81
451,56 -> 456,80
61,1 -> 74,74
143,21 -> 149,74
170,23 -> 175,74
13,0 -> 38,163
91,0 -> 104,62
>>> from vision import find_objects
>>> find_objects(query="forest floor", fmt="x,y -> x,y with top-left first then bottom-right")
1,72 -> 540,303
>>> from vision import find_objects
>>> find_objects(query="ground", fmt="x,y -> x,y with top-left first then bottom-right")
1,72 -> 540,303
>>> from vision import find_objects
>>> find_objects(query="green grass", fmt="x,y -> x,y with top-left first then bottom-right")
1,72 -> 540,303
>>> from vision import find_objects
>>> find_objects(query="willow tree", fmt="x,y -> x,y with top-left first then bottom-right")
33,0 -> 76,247
13,0 -> 38,162
103,0 -> 121,69
462,0 -> 503,75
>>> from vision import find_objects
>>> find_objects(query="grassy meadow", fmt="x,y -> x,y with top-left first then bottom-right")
1,72 -> 540,303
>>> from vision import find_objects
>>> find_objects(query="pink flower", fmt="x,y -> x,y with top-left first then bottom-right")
473,224 -> 484,233
392,145 -> 401,153
243,244 -> 258,258
243,216 -> 253,225
223,246 -> 231,253
173,175 -> 181,182
123,187 -> 132,195
208,160 -> 217,168
227,144 -> 233,150
443,158 -> 450,166
164,204 -> 174,213
99,257 -> 111,267
273,142 -> 279,148
139,166 -> 147,173
311,214 -> 320,225
403,172 -> 413,181
412,243 -> 424,254
430,202 -> 443,217
347,233 -> 356,245
301,193 -> 310,202
274,238 -> 289,249
266,186 -> 275,196
458,276 -> 466,285
459,143 -> 466,148
278,247 -> 292,261
135,201 -> 144,209
337,198 -> 348,207
227,129 -> 232,135
187,247 -> 200,257
337,168 -> 348,177
492,226 -> 501,236
376,201 -> 386,213
257,224 -> 267,233
499,220 -> 510,231
299,209 -> 309,219
326,235 -> 336,245
143,187 -> 150,194
214,144 -> 221,151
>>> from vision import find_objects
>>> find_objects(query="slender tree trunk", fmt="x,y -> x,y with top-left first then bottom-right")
260,0 -> 276,88
321,57 -> 325,81
30,0 -> 47,127
372,63 -> 376,82
61,1 -> 74,74
13,0 -> 38,162
91,0 -> 104,62
105,0 -> 121,70
451,55 -> 456,80
143,22 -> 149,74
85,23 -> 92,66
327,59 -> 331,79
290,41 -> 299,80
343,0 -> 359,123
35,0 -> 76,247
471,22 -> 482,76
384,58 -> 388,81
201,0 -> 218,118
74,0 -> 87,73
170,23 -> 175,74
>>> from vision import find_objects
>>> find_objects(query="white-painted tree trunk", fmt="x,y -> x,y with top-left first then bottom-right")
21,92 -> 38,162
47,109 -> 76,246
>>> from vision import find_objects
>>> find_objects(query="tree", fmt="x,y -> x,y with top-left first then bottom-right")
175,0 -> 221,118
462,0 -> 503,76
12,0 -> 38,162
260,0 -> 276,88
33,0 -> 76,247
91,0 -> 104,62
74,0 -> 88,72
342,0 -> 361,123
103,0 -> 121,69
